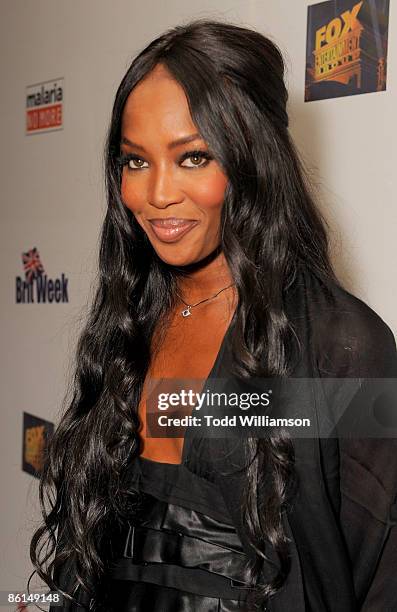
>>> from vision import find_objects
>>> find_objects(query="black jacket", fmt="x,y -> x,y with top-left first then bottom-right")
182,264 -> 397,611
51,264 -> 397,611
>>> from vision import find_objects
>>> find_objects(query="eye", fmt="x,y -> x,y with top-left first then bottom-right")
127,156 -> 148,170
117,153 -> 147,170
180,150 -> 212,168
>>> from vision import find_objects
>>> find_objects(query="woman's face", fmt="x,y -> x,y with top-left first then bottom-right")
119,63 -> 228,267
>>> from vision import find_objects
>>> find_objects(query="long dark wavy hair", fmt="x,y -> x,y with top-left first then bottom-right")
29,18 -> 340,611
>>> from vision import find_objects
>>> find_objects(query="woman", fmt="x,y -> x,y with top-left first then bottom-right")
30,18 -> 397,612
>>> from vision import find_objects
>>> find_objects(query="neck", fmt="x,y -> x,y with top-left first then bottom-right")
176,249 -> 234,303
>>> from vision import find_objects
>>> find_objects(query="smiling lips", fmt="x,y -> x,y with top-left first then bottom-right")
148,218 -> 199,243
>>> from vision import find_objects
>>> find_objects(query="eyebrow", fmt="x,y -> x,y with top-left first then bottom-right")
120,133 -> 203,152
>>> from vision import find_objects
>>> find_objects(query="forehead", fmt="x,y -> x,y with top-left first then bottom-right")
121,64 -> 197,138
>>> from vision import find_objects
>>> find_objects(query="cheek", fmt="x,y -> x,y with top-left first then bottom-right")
193,173 -> 228,210
120,174 -> 142,213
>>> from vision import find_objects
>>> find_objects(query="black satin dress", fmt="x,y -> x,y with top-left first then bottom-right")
105,455 -> 256,611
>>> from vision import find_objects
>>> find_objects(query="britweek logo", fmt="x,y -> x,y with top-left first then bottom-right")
26,77 -> 64,134
16,247 -> 69,304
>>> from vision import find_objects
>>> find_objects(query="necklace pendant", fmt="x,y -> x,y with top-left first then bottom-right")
182,306 -> 192,317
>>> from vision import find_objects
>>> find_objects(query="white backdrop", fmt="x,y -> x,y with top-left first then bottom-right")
1,0 -> 395,606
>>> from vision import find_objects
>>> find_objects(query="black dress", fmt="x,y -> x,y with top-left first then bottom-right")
103,312 -> 259,611
105,455 -> 256,611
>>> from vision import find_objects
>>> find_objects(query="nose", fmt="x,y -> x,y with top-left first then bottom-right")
147,163 -> 183,209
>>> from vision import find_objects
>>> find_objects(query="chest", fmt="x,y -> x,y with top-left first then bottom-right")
135,301 -> 235,463
148,301 -> 234,379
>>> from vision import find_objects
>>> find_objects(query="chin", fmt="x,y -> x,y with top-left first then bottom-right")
150,245 -> 204,268
155,252 -> 199,267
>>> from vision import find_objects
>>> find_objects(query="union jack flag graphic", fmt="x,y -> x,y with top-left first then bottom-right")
22,247 -> 45,283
